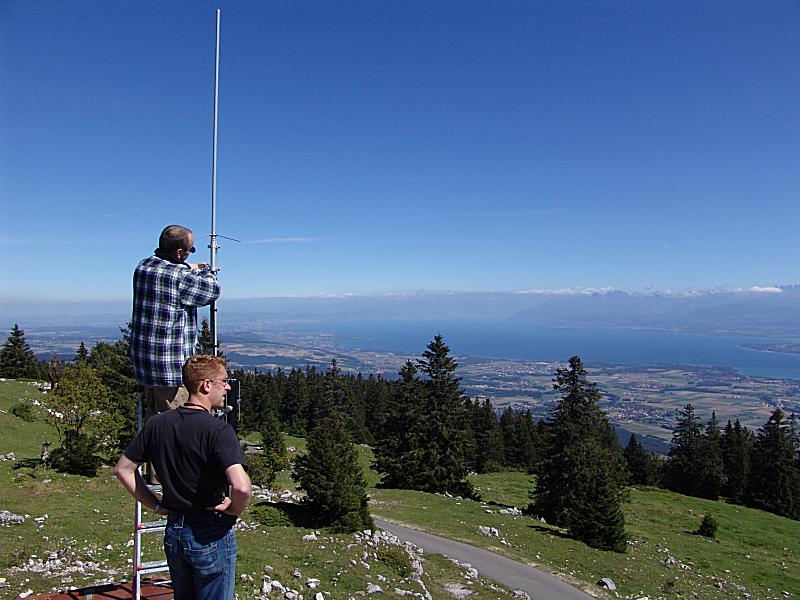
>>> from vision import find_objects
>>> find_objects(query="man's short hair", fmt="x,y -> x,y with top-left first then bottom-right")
182,355 -> 228,393
159,225 -> 193,254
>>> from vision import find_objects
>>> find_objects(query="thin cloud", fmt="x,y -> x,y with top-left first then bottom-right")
464,209 -> 565,218
0,240 -> 140,246
241,237 -> 323,244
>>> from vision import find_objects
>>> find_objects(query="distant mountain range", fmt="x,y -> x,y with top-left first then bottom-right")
3,285 -> 800,338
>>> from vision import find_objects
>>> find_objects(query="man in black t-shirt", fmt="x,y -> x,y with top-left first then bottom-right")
115,355 -> 251,600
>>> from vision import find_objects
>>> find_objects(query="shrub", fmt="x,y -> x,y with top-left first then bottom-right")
50,432 -> 102,476
247,451 -> 287,490
11,401 -> 36,422
377,546 -> 412,577
696,514 -> 718,538
248,503 -> 293,527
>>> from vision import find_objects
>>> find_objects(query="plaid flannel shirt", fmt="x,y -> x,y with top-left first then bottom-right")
131,254 -> 221,387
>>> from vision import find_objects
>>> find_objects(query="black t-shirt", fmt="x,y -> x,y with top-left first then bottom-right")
124,407 -> 244,511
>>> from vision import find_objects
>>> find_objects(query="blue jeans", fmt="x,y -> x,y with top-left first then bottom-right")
164,512 -> 237,600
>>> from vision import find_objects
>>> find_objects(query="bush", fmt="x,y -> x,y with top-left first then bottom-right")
377,546 -> 412,577
11,402 -> 36,422
247,451 -> 288,490
696,514 -> 718,538
248,503 -> 293,527
50,432 -> 102,476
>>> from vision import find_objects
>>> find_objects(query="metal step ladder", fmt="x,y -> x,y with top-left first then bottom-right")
131,394 -> 170,600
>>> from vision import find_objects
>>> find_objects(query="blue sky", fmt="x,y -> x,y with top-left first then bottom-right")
1,0 -> 799,302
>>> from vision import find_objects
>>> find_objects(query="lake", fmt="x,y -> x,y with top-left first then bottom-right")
286,319 -> 800,380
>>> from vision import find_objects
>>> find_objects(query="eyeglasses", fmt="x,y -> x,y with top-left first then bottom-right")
205,378 -> 230,386
188,246 -> 196,253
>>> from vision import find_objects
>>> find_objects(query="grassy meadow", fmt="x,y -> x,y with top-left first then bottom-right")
1,380 -> 798,599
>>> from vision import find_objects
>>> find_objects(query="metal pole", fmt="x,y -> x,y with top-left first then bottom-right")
209,8 -> 221,357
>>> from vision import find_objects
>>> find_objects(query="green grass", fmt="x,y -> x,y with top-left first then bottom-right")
0,381 -> 518,599
369,485 -> 800,600
2,379 -> 798,600
0,380 -> 59,458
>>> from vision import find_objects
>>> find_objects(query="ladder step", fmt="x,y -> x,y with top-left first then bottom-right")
147,483 -> 163,493
138,559 -> 170,575
138,519 -> 168,532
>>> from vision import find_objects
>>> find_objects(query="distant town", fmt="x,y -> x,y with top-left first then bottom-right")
17,322 -> 800,455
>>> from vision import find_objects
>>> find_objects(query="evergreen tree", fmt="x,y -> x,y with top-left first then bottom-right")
471,398 -> 505,473
530,356 -> 627,552
499,408 -> 540,471
260,410 -> 287,461
414,335 -> 475,497
696,411 -> 725,500
197,317 -> 222,356
665,404 -> 705,496
282,368 -> 311,435
74,342 -> 89,363
0,324 -> 40,379
624,434 -> 658,486
374,361 -> 424,488
89,324 -> 138,447
375,336 -> 474,497
747,408 -> 799,519
293,413 -> 373,532
720,419 -> 752,503
249,410 -> 288,490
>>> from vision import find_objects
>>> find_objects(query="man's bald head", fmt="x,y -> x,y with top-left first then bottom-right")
158,225 -> 194,256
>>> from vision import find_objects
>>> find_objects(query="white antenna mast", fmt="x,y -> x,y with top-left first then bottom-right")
209,7 -> 221,356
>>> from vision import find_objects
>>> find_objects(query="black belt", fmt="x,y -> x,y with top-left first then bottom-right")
168,509 -> 236,528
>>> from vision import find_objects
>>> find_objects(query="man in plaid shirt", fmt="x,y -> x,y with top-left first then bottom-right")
132,225 -> 221,418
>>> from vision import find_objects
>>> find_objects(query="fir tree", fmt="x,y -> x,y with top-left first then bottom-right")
375,336 -> 474,497
499,408 -> 540,471
74,342 -> 89,363
720,419 -> 752,503
197,317 -> 222,356
249,410 -> 288,490
0,324 -> 40,379
414,335 -> 475,497
747,408 -> 799,519
89,323 -> 138,447
624,434 -> 658,486
471,398 -> 505,473
374,361 -> 424,488
696,411 -> 725,500
293,413 -> 373,532
531,356 -> 627,552
665,404 -> 705,497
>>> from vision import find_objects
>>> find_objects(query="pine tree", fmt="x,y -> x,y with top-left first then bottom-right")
747,408 -> 799,519
531,356 -> 627,552
375,335 -> 474,497
197,317 -> 221,356
293,413 -> 374,532
374,361 -> 424,488
414,335 -> 475,497
696,411 -> 725,500
89,324 -> 138,448
500,408 -> 540,471
471,398 -> 505,473
665,404 -> 705,496
720,419 -> 752,503
624,434 -> 658,486
74,342 -> 89,363
0,324 -> 40,379
247,410 -> 288,490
